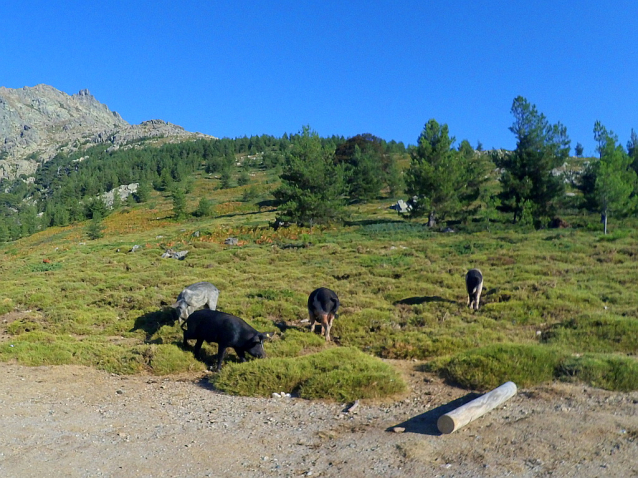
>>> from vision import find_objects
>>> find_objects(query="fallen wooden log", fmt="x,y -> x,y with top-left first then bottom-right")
437,381 -> 517,434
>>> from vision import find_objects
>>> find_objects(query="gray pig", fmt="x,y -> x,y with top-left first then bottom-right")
172,282 -> 219,324
465,269 -> 483,310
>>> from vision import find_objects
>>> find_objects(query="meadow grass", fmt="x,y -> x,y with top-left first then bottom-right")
1,180 -> 638,396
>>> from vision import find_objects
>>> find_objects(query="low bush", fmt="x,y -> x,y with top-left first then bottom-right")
211,346 -> 406,401
427,344 -> 567,390
542,314 -> 638,353
558,354 -> 638,392
0,332 -> 147,374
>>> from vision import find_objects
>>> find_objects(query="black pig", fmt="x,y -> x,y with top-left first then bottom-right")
307,287 -> 340,342
182,310 -> 269,371
465,269 -> 484,310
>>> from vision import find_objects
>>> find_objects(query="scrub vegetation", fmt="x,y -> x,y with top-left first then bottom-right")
1,96 -> 638,398
1,172 -> 638,397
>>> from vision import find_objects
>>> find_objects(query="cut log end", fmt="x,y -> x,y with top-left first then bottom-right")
436,414 -> 456,434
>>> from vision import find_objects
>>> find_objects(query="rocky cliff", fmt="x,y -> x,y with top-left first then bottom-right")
0,84 -> 212,180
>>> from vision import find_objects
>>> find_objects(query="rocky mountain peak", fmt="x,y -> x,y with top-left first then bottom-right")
0,84 -> 213,180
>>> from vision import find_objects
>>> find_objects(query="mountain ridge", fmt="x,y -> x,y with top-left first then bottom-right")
0,84 -> 213,180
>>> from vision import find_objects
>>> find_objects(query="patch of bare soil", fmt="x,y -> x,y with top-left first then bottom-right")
0,360 -> 637,477
0,310 -> 40,337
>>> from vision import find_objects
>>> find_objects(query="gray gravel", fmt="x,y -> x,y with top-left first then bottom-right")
1,363 -> 637,477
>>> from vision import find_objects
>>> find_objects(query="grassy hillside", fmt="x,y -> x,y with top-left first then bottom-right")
1,168 -> 638,397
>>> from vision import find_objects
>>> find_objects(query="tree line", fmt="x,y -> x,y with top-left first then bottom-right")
0,132 -> 406,241
275,96 -> 638,234
1,95 -> 637,242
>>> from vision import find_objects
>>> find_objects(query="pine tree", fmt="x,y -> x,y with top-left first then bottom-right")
627,129 -> 638,172
499,96 -> 570,224
404,119 -> 470,226
157,169 -> 174,191
86,212 -> 105,240
273,126 -> 347,226
348,145 -> 383,202
585,122 -> 636,234
111,189 -> 122,210
237,170 -> 250,186
194,197 -> 213,217
171,187 -> 187,220
220,167 -> 234,189
334,133 -> 397,202
135,181 -> 151,203
0,221 -> 9,242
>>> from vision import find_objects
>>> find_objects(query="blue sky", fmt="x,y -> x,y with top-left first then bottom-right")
2,1 -> 637,155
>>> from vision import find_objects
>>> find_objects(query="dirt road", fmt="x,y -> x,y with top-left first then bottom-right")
1,362 -> 637,477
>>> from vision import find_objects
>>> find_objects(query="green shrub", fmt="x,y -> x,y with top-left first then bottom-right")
266,329 -> 326,357
428,344 -> 567,390
146,344 -> 206,375
211,347 -> 406,401
558,354 -> 638,392
29,262 -> 62,273
0,332 -> 147,374
0,298 -> 14,315
542,315 -> 638,353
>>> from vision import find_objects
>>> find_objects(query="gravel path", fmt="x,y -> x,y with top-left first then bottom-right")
1,362 -> 637,477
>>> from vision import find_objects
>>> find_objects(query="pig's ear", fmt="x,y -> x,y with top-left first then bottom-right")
253,334 -> 263,343
257,332 -> 272,342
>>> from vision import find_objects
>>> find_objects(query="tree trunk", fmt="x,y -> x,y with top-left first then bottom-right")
602,212 -> 608,235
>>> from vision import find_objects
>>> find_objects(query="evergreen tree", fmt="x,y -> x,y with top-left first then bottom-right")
627,128 -> 638,172
584,122 -> 636,234
0,221 -> 9,242
347,145 -> 383,202
194,197 -> 213,217
157,168 -> 174,191
69,200 -> 86,223
476,188 -> 502,231
241,185 -> 260,202
404,119 -> 470,226
8,218 -> 21,240
111,190 -> 122,210
499,96 -> 570,224
273,126 -> 347,226
51,205 -> 70,227
575,142 -> 584,157
171,187 -> 187,220
219,167 -> 234,189
384,158 -> 404,197
86,198 -> 108,219
135,181 -> 151,203
237,170 -> 250,186
86,212 -> 105,240
334,133 -> 397,202
458,139 -> 495,220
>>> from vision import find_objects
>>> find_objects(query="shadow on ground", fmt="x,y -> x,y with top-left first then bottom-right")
394,296 -> 457,306
344,218 -> 407,227
387,392 -> 480,436
130,309 -> 177,342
